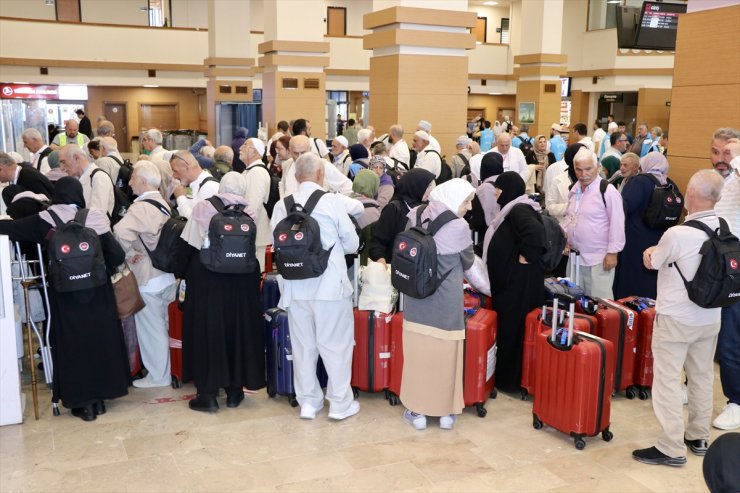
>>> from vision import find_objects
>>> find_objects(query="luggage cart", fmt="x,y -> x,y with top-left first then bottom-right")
11,242 -> 58,419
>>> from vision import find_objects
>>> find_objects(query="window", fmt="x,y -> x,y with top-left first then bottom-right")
472,17 -> 487,44
327,91 -> 349,120
148,0 -> 165,27
327,6 -> 347,37
500,18 -> 510,44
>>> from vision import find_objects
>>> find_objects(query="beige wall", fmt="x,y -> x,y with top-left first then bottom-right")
467,94 -> 516,123
86,86 -> 205,142
171,0 -> 208,29
468,4 -> 510,44
0,0 -> 55,20
80,0 -> 146,26
636,88 -> 672,135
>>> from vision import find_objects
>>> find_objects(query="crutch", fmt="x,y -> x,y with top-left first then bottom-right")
33,244 -> 58,416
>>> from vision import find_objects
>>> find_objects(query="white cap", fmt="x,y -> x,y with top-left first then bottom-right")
8,151 -> 24,164
334,135 -> 348,148
248,137 -> 265,156
417,120 -> 432,133
414,130 -> 430,142
456,135 -> 470,147
607,121 -> 618,132
551,123 -> 562,132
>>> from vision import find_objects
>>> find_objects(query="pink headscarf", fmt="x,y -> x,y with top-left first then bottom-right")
640,152 -> 669,185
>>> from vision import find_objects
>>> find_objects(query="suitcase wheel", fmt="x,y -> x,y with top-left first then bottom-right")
352,387 -> 359,399
520,388 -> 528,401
574,437 -> 586,450
602,429 -> 613,442
289,396 -> 298,408
490,389 -> 497,399
638,388 -> 650,400
475,403 -> 487,418
171,376 -> 181,389
387,393 -> 400,406
267,389 -> 276,398
532,414 -> 543,430
625,387 -> 637,400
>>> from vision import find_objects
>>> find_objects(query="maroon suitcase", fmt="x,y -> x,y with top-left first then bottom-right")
351,309 -> 394,394
386,312 -> 404,406
168,300 -> 184,388
520,299 -> 598,400
533,296 -> 615,449
618,296 -> 656,400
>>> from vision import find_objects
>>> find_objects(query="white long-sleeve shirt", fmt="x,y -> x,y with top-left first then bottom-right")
545,169 -> 572,226
282,160 -> 353,197
714,164 -> 740,235
79,163 -> 114,221
493,147 -> 529,181
242,159 -> 272,249
389,139 -> 411,169
414,146 -> 441,178
175,170 -> 219,219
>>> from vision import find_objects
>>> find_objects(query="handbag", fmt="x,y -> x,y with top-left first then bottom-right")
112,264 -> 145,319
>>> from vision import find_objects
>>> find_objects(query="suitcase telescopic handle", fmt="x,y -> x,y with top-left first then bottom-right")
352,255 -> 360,308
569,250 -> 580,286
550,293 -> 576,345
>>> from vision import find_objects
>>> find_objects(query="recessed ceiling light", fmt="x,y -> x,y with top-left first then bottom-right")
143,85 -> 159,88
607,0 -> 620,3
483,1 -> 499,5
489,92 -> 503,95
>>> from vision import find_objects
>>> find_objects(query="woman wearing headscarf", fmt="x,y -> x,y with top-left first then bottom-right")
613,153 -> 672,299
485,171 -> 546,394
368,168 -> 435,265
231,127 -> 249,173
532,134 -> 557,192
368,155 -> 394,210
44,150 -> 68,182
401,178 -> 476,431
2,186 -> 50,259
352,169 -> 381,265
469,152 -> 504,249
174,172 -> 265,412
0,177 -> 129,421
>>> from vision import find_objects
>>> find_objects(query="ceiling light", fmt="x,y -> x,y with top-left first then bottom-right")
607,0 -> 620,3
143,85 -> 159,88
483,1 -> 499,5
489,92 -> 503,95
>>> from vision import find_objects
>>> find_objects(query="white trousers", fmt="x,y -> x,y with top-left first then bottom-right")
286,298 -> 355,414
134,282 -> 177,385
567,257 -> 615,300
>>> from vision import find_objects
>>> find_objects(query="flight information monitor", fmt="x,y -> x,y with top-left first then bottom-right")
634,2 -> 687,50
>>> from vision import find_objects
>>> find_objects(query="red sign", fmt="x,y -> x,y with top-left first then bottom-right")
1,84 -> 59,100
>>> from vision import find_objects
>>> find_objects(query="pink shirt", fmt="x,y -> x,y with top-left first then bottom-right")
563,176 -> 625,267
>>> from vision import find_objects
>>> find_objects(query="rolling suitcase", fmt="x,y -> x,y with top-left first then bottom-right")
520,298 -> 598,400
351,309 -> 397,395
544,251 -> 585,301
532,295 -> 615,450
463,308 -> 498,417
261,272 -> 281,312
168,300 -> 184,388
618,296 -> 656,400
121,316 -> 143,379
264,307 -> 328,407
584,297 -> 638,395
264,245 -> 275,273
464,288 -> 493,311
386,311 -> 404,406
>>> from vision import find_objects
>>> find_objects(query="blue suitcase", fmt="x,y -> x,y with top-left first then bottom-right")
262,272 -> 281,313
264,308 -> 328,407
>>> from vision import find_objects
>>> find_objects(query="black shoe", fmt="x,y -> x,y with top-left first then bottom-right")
684,437 -> 708,456
71,405 -> 97,422
92,400 -> 106,416
632,446 -> 686,467
188,394 -> 218,413
226,391 -> 245,408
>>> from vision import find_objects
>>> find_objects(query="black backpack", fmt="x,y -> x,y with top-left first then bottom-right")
457,153 -> 471,178
46,208 -> 108,292
139,199 -> 187,274
391,204 -> 457,299
538,210 -> 567,274
671,218 -> 740,309
387,159 -> 408,186
199,196 -> 258,274
108,155 -> 135,200
273,190 -> 333,280
409,149 -> 418,168
36,147 -> 53,171
641,174 -> 684,230
91,168 -> 130,226
426,150 -> 452,184
519,138 -> 538,164
246,163 -> 280,218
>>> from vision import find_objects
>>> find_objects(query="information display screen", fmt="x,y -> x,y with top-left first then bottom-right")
634,2 -> 687,50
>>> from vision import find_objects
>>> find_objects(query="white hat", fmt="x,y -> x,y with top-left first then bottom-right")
551,123 -> 562,132
414,130 -> 430,142
334,135 -> 348,148
607,121 -> 618,132
248,137 -> 265,156
7,151 -> 24,164
456,135 -> 470,147
417,120 -> 432,133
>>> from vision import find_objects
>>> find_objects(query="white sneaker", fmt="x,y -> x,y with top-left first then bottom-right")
439,414 -> 457,430
682,384 -> 688,405
133,377 -> 170,389
403,409 -> 427,430
713,403 -> 740,430
328,400 -> 360,420
299,403 -> 323,420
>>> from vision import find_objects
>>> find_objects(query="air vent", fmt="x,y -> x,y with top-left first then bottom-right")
282,78 -> 298,89
235,86 -> 249,94
148,69 -> 156,78
544,83 -> 556,93
40,67 -> 49,75
303,78 -> 320,89
219,85 -> 232,94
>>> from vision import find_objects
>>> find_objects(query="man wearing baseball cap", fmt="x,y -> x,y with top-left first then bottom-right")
240,137 -> 271,271
550,123 -> 567,162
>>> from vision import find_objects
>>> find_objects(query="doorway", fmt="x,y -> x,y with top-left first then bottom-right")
103,102 -> 128,152
327,7 -> 346,37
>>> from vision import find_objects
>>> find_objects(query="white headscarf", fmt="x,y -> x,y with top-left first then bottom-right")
429,178 -> 476,215
219,171 -> 247,196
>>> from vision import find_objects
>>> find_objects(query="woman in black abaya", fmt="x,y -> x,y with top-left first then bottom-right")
0,177 -> 129,421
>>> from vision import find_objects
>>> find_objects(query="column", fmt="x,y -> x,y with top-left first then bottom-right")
513,0 -> 567,137
205,0 -> 255,144
259,0 -> 329,139
364,1 -> 476,156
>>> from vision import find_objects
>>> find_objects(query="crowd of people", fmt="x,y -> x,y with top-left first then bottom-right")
0,115 -> 738,473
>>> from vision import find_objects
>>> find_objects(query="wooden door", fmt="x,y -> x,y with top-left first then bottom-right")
139,103 -> 179,131
327,7 -> 346,36
103,102 -> 128,152
472,17 -> 487,44
55,0 -> 80,22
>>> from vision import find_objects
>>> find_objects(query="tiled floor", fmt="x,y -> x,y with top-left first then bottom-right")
0,364 -> 729,492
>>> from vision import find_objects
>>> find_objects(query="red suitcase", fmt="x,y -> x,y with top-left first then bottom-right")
264,244 -> 274,273
464,308 -> 498,417
533,297 -> 615,449
386,312 -> 404,406
582,298 -> 638,395
520,300 -> 598,400
168,300 -> 184,388
351,309 -> 396,394
618,296 -> 656,400
121,316 -> 143,378
464,289 -> 493,311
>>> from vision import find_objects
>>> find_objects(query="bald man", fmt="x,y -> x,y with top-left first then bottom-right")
51,119 -> 90,150
281,136 -> 353,197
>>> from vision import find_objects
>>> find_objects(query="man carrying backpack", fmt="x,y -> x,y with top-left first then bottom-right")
170,150 -> 220,219
633,170 -> 726,467
240,138 -> 272,272
269,153 -> 364,422
113,161 -> 177,388
59,144 -> 114,224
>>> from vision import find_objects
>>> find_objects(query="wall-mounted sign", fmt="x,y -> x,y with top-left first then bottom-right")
1,84 -> 59,100
600,93 -> 623,103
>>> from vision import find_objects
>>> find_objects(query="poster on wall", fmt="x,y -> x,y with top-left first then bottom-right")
518,102 -> 535,124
